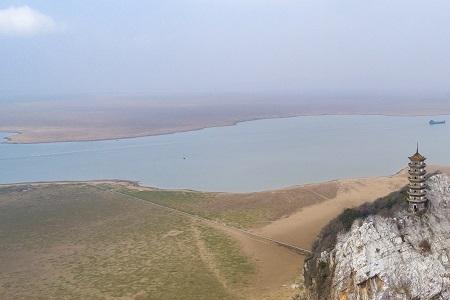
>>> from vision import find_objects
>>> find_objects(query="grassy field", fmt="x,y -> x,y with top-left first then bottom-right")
0,184 -> 255,300
117,182 -> 337,229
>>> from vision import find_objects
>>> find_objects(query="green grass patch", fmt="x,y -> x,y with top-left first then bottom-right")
121,189 -> 300,229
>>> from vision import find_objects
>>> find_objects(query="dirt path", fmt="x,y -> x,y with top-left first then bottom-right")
191,225 -> 234,294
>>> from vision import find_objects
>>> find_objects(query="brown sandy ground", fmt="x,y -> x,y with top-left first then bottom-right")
2,166 -> 448,299
1,96 -> 449,143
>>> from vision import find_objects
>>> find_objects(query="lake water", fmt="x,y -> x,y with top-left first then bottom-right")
1,115 -> 449,192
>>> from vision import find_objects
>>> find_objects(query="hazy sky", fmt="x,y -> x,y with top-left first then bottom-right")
1,0 -> 450,97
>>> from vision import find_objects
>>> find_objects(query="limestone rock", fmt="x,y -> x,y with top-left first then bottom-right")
305,174 -> 450,300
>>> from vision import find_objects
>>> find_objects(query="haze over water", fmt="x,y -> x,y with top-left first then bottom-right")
0,115 -> 449,192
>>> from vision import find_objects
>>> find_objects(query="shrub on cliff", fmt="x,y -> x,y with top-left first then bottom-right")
304,188 -> 408,300
312,188 -> 408,255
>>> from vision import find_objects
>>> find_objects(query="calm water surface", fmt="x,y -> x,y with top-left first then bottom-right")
1,115 -> 449,192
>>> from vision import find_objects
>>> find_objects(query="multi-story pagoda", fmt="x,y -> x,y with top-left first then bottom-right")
407,144 -> 427,213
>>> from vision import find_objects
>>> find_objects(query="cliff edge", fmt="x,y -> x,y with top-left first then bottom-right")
304,174 -> 450,300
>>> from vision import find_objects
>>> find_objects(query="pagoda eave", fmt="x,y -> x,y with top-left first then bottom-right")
408,184 -> 427,189
408,192 -> 427,196
408,171 -> 426,175
409,163 -> 427,168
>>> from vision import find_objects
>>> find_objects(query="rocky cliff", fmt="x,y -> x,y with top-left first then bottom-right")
304,174 -> 450,300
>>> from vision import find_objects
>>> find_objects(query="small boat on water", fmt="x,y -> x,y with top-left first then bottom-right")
429,120 -> 446,125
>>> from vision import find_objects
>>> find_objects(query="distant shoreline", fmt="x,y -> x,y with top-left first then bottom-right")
2,165 -> 449,194
1,112 -> 448,145
0,170 -> 406,193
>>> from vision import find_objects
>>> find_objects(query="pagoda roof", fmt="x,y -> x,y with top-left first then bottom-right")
409,152 -> 426,162
409,143 -> 426,161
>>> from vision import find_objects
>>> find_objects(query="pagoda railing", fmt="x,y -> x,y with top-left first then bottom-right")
408,177 -> 426,183
408,170 -> 426,176
408,196 -> 427,203
409,183 -> 427,189
408,190 -> 426,196
408,162 -> 427,168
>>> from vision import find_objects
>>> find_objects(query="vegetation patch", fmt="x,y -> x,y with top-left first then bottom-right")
0,184 -> 255,300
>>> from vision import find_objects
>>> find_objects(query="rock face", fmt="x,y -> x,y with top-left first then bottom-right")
305,174 -> 450,300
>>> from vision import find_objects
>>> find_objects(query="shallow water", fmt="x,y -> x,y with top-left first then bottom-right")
0,115 -> 449,192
